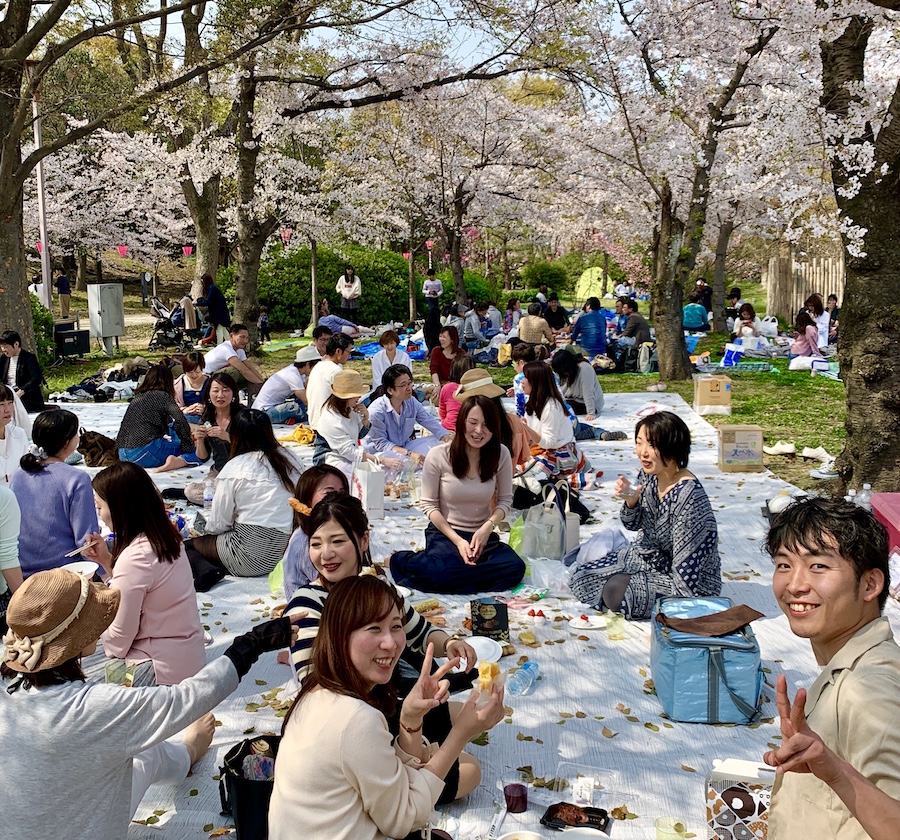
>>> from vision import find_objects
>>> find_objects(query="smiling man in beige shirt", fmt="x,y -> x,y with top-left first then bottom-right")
765,496 -> 898,840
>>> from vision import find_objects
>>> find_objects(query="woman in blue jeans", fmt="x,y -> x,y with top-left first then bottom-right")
389,395 -> 524,594
116,364 -> 197,467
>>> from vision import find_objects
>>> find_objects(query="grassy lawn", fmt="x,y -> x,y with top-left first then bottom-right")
43,277 -> 846,494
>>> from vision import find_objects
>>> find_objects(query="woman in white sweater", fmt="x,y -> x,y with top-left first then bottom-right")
520,361 -> 591,489
270,575 -> 505,840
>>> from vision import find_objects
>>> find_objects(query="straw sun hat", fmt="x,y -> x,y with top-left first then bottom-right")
2,569 -> 120,673
453,369 -> 505,401
331,370 -> 366,399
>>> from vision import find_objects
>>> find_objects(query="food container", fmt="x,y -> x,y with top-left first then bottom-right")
470,597 -> 510,643
540,803 -> 611,834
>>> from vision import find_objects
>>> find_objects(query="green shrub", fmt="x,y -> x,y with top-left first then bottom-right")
522,260 -> 569,294
30,295 -> 56,368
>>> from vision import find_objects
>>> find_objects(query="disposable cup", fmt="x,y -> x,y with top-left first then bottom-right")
606,612 -> 625,641
655,816 -> 687,839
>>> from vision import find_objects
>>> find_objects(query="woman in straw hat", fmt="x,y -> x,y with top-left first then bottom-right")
390,393 -> 525,594
317,370 -> 402,475
0,567 -> 298,840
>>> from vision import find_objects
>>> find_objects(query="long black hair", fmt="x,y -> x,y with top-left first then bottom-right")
201,371 -> 242,425
550,349 -> 583,388
523,361 -> 567,418
20,410 -> 79,473
228,409 -> 298,491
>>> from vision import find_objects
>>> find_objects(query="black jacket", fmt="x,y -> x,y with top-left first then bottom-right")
0,349 -> 44,411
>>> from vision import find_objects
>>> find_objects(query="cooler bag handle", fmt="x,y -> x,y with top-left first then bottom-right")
219,771 -> 231,817
709,647 -> 760,723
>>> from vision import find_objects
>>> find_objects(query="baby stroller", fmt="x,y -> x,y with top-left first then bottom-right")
148,297 -> 194,351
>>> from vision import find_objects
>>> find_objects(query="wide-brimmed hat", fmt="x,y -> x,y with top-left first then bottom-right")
331,370 -> 366,399
3,569 -> 120,673
294,345 -> 322,364
454,369 -> 505,401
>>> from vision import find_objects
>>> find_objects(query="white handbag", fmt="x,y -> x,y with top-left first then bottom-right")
554,481 -> 581,554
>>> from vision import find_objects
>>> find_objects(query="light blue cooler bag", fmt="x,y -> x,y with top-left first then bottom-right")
651,596 -> 762,724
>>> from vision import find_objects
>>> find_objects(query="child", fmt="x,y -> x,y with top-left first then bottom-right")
258,307 -> 271,343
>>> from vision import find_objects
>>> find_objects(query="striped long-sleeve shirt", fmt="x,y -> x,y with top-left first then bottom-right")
285,583 -> 440,681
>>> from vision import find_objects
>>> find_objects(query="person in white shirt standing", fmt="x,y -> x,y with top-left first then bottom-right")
422,268 -> 443,313
252,345 -> 321,425
336,265 -> 362,321
202,323 -> 266,401
305,333 -> 354,464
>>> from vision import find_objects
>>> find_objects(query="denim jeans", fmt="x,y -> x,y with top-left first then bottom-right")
264,400 -> 308,425
118,437 -> 184,468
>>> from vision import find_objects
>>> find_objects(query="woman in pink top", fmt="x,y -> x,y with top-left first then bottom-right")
790,311 -> 824,359
82,462 -> 205,686
389,395 -> 525,594
438,354 -> 476,432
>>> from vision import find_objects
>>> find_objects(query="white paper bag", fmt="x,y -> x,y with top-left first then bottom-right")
351,460 -> 384,520
555,481 -> 581,554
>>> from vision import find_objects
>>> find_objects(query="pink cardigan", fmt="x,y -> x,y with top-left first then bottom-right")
438,382 -> 463,432
792,325 -> 823,358
102,535 -> 205,685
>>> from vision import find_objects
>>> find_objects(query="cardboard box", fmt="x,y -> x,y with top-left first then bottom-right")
694,375 -> 732,416
719,425 -> 764,472
706,758 -> 774,839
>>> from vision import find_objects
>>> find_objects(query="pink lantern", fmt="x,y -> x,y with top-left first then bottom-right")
116,245 -> 129,257
35,241 -> 42,254
461,255 -> 468,264
425,239 -> 434,250
281,227 -> 293,246
402,252 -> 411,260
443,252 -> 450,261
182,245 -> 193,257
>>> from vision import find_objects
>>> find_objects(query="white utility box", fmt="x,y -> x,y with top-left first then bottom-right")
88,283 -> 126,354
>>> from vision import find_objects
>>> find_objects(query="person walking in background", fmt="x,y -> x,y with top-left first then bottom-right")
199,273 -> 230,346
53,269 -> 71,319
336,265 -> 362,321
258,307 -> 272,343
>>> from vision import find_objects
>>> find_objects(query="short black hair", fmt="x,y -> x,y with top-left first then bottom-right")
766,497 -> 890,612
426,268 -> 436,276
728,287 -> 741,300
0,330 -> 22,346
229,323 -> 248,335
635,410 -> 691,468
312,325 -> 333,339
616,296 -> 630,308
526,302 -> 542,316
325,333 -> 353,356
548,293 -> 559,302
623,298 -> 638,313
585,297 -> 601,312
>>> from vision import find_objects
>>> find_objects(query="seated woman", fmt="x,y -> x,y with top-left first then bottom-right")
569,411 -> 721,619
0,485 -> 22,632
116,364 -> 196,468
278,465 -> 349,599
805,293 -> 830,349
519,361 -> 592,490
365,365 -> 451,465
827,293 -> 840,343
185,409 -> 301,577
390,395 -> 525,594
438,353 -> 476,432
10,410 -> 98,577
1,568 -> 296,840
173,351 -> 208,423
550,348 -> 605,420
733,302 -> 762,342
503,297 -> 521,333
318,298 -> 376,337
682,291 -> 710,331
371,330 -> 411,392
272,575 -> 505,840
0,384 -> 28,486
429,326 -> 461,388
81,462 -> 204,686
790,311 -> 824,359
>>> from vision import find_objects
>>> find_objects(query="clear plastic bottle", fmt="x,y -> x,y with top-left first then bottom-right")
203,478 -> 215,510
506,661 -> 539,696
856,483 -> 873,512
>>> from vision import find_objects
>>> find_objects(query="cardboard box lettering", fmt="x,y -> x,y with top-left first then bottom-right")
694,375 -> 732,416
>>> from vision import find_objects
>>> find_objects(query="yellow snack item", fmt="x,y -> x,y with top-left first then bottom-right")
478,661 -> 500,692
413,598 -> 440,614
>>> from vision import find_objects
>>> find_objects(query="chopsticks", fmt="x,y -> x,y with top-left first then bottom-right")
64,539 -> 103,558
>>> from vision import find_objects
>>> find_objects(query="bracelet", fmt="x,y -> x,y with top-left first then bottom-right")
400,719 -> 423,734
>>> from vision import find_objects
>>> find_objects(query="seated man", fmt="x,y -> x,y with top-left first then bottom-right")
569,297 -> 607,357
766,497 -> 898,840
613,298 -> 651,347
543,294 -> 570,334
463,302 -> 489,348
202,323 -> 266,399
252,345 -> 320,424
0,330 -> 44,412
311,324 -> 333,358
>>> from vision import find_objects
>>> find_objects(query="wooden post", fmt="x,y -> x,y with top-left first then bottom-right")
310,236 -> 318,327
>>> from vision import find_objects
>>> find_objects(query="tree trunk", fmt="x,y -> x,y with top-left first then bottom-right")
821,14 -> 900,491
95,257 -> 103,284
0,192 -> 36,348
652,182 -> 693,381
711,212 -> 736,333
182,173 -> 221,298
310,236 -> 318,328
76,251 -> 88,291
447,227 -> 466,302
407,248 -> 417,321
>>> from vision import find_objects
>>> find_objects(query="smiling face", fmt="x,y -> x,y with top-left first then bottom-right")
439,331 -> 451,350
208,381 -> 234,409
463,404 -> 492,450
772,536 -> 883,664
634,426 -> 668,475
309,519 -> 369,584
382,340 -> 397,354
314,333 -> 329,355
348,604 -> 405,690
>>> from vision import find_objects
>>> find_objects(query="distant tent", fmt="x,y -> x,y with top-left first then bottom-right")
574,267 -> 608,306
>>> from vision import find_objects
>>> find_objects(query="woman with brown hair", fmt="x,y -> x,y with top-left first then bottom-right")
81,462 -> 204,686
390,394 -> 525,594
271,575 -> 505,840
116,364 -> 196,467
429,325 -> 461,387
804,293 -> 830,349
172,351 -> 208,422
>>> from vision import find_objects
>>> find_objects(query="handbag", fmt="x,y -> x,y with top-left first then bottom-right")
219,735 -> 281,840
650,596 -> 763,725
77,427 -> 119,467
554,480 -> 581,554
520,484 -> 566,561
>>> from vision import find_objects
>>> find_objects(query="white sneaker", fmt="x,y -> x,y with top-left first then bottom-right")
810,461 -> 839,479
802,446 -> 832,462
763,440 -> 796,456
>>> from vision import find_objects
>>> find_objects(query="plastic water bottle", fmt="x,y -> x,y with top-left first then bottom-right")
203,479 -> 215,511
857,483 -> 873,512
506,661 -> 539,696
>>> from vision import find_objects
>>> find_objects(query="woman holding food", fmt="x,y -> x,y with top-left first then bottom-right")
568,410 -> 721,619
284,495 -> 483,804
271,575 -> 506,840
389,394 -> 525,594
